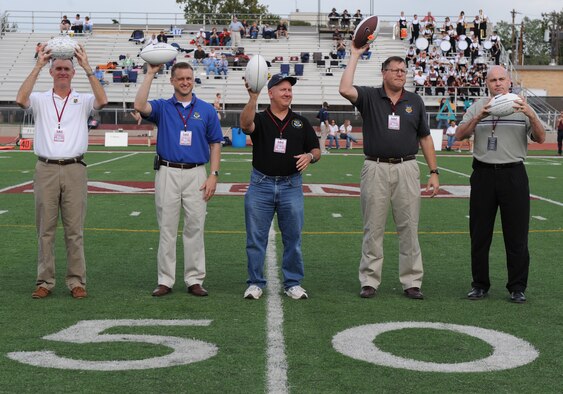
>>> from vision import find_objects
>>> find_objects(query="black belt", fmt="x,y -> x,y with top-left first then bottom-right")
159,159 -> 204,169
365,155 -> 416,164
473,159 -> 523,169
38,155 -> 85,165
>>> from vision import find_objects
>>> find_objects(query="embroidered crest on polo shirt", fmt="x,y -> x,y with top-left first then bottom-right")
405,105 -> 413,114
193,112 -> 201,119
292,119 -> 303,128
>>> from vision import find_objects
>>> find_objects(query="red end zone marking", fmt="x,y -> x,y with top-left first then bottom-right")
0,181 -> 505,199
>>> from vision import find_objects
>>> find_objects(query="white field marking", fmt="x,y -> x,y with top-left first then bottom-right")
547,176 -> 556,179
0,180 -> 33,193
0,210 -> 8,215
8,319 -> 217,371
332,322 -> 539,373
421,160 -> 563,207
225,172 -> 231,175
465,215 -> 470,219
346,173 -> 353,177
265,225 -> 289,394
130,211 -> 141,217
332,213 -> 342,218
305,173 -> 312,176
532,216 -> 547,221
104,171 -> 111,174
145,171 -> 151,175
21,170 -> 30,174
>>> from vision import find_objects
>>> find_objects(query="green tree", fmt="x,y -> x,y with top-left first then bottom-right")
176,0 -> 277,26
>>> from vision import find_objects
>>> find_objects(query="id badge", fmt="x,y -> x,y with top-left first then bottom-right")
179,130 -> 192,146
487,136 -> 498,151
274,138 -> 287,153
388,115 -> 401,130
54,129 -> 64,143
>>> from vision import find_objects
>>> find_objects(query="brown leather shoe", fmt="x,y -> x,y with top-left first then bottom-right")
71,287 -> 87,299
152,285 -> 172,297
188,284 -> 208,297
404,287 -> 424,300
360,286 -> 377,298
32,286 -> 51,299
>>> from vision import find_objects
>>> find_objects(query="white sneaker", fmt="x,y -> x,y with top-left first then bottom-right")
244,285 -> 263,300
284,285 -> 308,300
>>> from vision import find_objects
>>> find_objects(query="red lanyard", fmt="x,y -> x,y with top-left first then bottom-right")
52,89 -> 72,129
175,97 -> 197,131
266,108 -> 292,138
388,90 -> 405,115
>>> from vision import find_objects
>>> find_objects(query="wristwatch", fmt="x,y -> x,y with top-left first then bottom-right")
308,152 -> 316,163
211,170 -> 219,176
429,169 -> 440,175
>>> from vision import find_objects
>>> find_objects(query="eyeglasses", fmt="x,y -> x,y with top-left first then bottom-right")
385,68 -> 407,75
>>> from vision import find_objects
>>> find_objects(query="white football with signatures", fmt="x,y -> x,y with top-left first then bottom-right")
488,93 -> 521,117
46,37 -> 78,59
244,54 -> 269,93
140,43 -> 178,65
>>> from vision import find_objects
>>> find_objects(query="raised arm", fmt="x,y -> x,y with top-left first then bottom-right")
16,44 -> 50,109
240,82 -> 260,134
339,42 -> 366,104
134,64 -> 161,116
74,44 -> 108,109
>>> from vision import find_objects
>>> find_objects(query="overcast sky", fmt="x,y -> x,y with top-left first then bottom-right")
4,0 -> 561,24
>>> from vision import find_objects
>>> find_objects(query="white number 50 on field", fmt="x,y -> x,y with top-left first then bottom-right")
8,319 -> 218,370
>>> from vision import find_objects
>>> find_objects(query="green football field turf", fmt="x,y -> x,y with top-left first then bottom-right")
0,148 -> 561,393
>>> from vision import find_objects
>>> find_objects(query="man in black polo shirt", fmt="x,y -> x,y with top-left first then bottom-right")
340,52 -> 439,300
240,74 -> 320,300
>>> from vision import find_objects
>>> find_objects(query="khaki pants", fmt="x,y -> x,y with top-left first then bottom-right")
34,161 -> 87,291
359,159 -> 424,290
319,122 -> 328,153
155,165 -> 208,288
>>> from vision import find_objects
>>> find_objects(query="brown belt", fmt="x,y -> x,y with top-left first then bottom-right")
38,155 -> 85,165
365,155 -> 416,164
159,159 -> 204,169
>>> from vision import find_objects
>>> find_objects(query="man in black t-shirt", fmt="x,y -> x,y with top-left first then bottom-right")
240,74 -> 320,300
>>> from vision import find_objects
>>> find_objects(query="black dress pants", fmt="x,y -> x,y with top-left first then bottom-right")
469,160 -> 530,292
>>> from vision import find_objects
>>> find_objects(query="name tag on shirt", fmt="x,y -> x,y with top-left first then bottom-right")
274,138 -> 287,153
388,115 -> 401,130
54,129 -> 64,143
487,136 -> 498,151
180,130 -> 192,146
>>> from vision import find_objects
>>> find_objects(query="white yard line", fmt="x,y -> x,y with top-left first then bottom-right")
265,225 -> 289,394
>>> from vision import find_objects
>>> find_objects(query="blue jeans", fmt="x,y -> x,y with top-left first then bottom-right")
327,134 -> 339,148
245,168 -> 304,289
447,135 -> 456,149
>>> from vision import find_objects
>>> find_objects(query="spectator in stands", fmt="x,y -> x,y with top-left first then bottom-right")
219,27 -> 231,46
210,27 -> 220,46
422,24 -> 434,45
339,119 -> 358,149
208,47 -> 217,59
217,55 -> 229,78
328,8 -> 340,30
193,45 -> 206,69
71,14 -> 83,34
490,41 -> 501,65
414,70 -> 426,93
147,33 -> 158,45
435,77 -> 446,95
249,22 -> 259,39
262,24 -> 275,39
229,16 -> 244,49
214,93 -> 222,120
339,53 -> 439,300
469,36 -> 480,64
60,15 -> 71,33
490,30 -> 500,46
472,15 -> 480,41
456,11 -> 466,36
276,19 -> 289,39
445,120 -> 457,150
157,30 -> 168,43
327,119 -> 340,149
94,66 -> 108,86
341,9 -> 351,31
398,11 -> 408,40
241,19 -> 249,37
16,43 -> 108,299
353,10 -> 363,27
122,53 -> 134,73
442,16 -> 453,33
134,62 -> 222,298
317,101 -> 330,154
336,40 -> 346,59
478,9 -> 488,43
421,11 -> 436,39
405,45 -> 416,67
360,47 -> 372,60
205,57 -> 218,78
332,28 -> 343,43
409,14 -> 420,45
557,111 -> 563,156
83,16 -> 93,34
195,28 -> 206,46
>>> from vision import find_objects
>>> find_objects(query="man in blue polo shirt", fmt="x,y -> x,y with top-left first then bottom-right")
135,62 -> 222,298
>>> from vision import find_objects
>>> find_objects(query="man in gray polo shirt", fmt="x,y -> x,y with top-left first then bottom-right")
456,65 -> 545,303
340,52 -> 439,300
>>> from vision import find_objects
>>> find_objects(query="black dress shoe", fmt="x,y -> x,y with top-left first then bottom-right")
404,287 -> 424,300
188,284 -> 208,297
360,286 -> 377,298
467,287 -> 487,300
510,291 -> 526,303
152,285 -> 172,297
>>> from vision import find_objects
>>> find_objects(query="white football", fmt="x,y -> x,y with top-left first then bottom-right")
46,37 -> 77,59
244,54 -> 269,93
140,43 -> 178,65
488,93 -> 521,117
